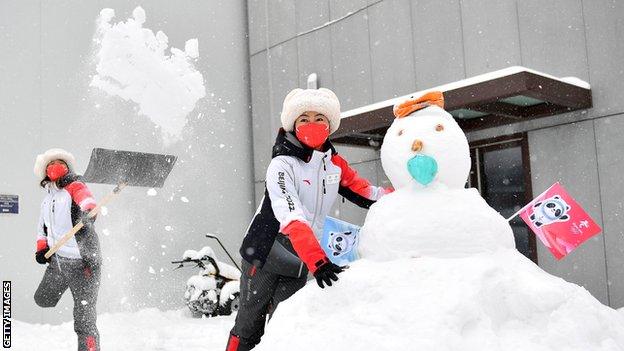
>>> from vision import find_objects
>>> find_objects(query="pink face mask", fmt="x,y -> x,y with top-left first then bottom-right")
296,123 -> 330,149
46,163 -> 68,181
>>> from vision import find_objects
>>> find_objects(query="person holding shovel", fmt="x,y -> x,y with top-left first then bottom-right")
226,88 -> 392,351
33,148 -> 102,351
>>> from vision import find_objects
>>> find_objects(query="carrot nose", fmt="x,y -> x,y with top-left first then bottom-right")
412,139 -> 423,152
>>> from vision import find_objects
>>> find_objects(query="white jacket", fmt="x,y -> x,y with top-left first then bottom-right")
240,130 -> 388,270
37,184 -> 82,258
36,177 -> 98,260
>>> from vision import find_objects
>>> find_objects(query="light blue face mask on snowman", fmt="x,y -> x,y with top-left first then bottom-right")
407,154 -> 438,186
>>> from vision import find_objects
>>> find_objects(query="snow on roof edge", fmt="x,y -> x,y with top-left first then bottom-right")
341,66 -> 590,119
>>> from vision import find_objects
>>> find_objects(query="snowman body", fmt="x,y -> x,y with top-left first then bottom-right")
359,105 -> 515,259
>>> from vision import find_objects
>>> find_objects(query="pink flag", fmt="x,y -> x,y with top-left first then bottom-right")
518,182 -> 602,260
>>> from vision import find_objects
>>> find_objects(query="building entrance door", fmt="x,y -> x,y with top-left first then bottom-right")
468,134 -> 537,262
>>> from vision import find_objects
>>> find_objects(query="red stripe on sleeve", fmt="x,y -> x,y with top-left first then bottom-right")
65,181 -> 97,211
36,239 -> 47,251
282,220 -> 327,274
331,154 -> 373,199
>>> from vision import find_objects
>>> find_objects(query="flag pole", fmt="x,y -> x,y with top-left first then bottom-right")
506,182 -> 559,222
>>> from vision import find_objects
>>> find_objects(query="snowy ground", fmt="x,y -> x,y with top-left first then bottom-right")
11,308 -> 235,350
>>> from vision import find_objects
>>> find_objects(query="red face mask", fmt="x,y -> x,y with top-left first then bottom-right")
296,123 -> 330,149
46,163 -> 68,181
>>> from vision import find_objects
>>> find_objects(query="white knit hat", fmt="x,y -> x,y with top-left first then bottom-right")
34,148 -> 76,180
280,88 -> 341,134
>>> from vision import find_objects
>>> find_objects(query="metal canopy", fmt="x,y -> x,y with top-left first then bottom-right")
331,67 -> 592,147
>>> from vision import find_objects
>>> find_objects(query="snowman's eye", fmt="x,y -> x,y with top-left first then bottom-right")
398,129 -> 404,136
435,124 -> 444,132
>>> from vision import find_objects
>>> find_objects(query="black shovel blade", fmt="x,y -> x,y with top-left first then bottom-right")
82,148 -> 177,188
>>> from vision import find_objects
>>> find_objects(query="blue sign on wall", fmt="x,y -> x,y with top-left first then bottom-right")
0,195 -> 18,214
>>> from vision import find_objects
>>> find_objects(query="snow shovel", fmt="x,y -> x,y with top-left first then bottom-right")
45,148 -> 177,259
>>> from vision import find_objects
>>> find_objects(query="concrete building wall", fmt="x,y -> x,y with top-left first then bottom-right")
247,0 -> 624,307
0,0 -> 253,324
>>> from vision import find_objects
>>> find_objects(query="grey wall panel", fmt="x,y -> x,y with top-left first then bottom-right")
254,181 -> 266,208
528,120 -> 608,304
460,0 -> 522,76
368,0 -> 417,101
330,12 -> 373,110
248,0 -> 268,55
329,0 -> 368,20
0,0 -> 43,325
297,0 -> 330,34
595,115 -> 624,308
334,144 -> 379,164
268,39 -> 300,130
251,52 -> 273,182
268,0 -> 297,47
582,0 -> 624,116
411,0 -> 465,89
517,0 -> 589,80
297,27 -> 334,89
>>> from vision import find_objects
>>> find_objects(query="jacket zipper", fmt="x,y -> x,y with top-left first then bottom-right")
311,154 -> 328,232
50,193 -> 61,270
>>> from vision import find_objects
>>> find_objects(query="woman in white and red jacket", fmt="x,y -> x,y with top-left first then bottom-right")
33,148 -> 101,351
226,88 -> 392,351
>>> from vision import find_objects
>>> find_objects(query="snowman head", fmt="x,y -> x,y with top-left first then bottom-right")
380,91 -> 471,189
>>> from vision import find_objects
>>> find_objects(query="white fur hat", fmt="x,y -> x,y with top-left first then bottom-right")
280,88 -> 341,134
34,148 -> 76,180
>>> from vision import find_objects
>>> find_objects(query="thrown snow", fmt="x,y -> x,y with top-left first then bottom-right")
260,251 -> 624,350
91,7 -> 206,140
11,309 -> 234,350
146,188 -> 157,196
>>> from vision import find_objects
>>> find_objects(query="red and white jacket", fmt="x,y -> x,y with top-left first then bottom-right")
240,130 -> 391,274
37,175 -> 98,260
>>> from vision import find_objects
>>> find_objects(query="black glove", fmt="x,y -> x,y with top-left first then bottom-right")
313,261 -> 344,289
35,248 -> 50,265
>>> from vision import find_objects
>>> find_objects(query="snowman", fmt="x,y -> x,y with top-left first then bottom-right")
358,91 -> 516,260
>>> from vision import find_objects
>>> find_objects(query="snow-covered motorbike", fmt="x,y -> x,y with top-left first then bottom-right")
172,243 -> 241,318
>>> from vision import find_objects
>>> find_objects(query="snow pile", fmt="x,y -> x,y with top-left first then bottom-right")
359,184 -> 515,260
258,96 -> 624,350
260,251 -> 624,350
11,309 -> 234,350
185,275 -> 217,302
219,281 -> 240,306
183,246 -> 217,261
91,7 -> 206,140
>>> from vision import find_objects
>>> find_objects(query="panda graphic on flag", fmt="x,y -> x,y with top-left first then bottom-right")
519,182 -> 601,260
321,216 -> 361,266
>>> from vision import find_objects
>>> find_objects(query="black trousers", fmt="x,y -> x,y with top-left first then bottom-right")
227,260 -> 307,351
34,255 -> 101,351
